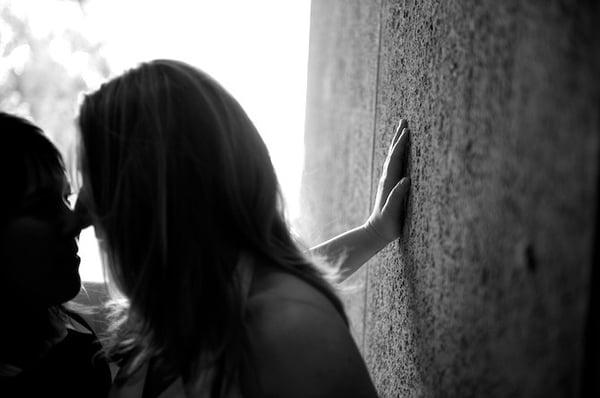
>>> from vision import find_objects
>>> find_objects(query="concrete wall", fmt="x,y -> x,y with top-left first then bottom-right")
301,1 -> 600,397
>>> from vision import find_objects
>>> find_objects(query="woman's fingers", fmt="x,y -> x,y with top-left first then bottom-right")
382,126 -> 410,196
384,120 -> 408,172
370,177 -> 411,241
374,119 -> 411,208
391,119 -> 408,147
368,119 -> 412,242
392,127 -> 409,175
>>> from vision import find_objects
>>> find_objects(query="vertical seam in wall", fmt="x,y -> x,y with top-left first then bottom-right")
581,90 -> 600,397
579,6 -> 600,395
362,0 -> 386,356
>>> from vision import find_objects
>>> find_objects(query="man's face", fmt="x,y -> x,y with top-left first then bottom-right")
0,174 -> 83,307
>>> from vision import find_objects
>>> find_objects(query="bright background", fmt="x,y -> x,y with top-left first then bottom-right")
0,0 -> 311,281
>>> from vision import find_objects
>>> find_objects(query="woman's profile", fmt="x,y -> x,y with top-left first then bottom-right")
76,59 -> 410,397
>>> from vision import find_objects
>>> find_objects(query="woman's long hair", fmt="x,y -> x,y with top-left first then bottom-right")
77,60 -> 347,396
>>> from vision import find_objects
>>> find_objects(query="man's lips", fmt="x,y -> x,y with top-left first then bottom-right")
56,243 -> 81,269
58,240 -> 79,257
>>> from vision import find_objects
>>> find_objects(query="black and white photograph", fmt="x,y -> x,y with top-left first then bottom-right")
0,1 -> 598,397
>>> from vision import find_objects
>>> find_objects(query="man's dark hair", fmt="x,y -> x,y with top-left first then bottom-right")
0,112 -> 65,224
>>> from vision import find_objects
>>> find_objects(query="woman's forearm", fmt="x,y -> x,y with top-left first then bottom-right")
309,222 -> 391,282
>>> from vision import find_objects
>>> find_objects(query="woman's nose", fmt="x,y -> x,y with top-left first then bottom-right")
73,195 -> 93,230
73,186 -> 93,229
61,200 -> 92,239
61,209 -> 85,239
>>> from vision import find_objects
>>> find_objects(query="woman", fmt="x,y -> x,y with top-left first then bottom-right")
76,59 -> 410,397
0,112 -> 111,397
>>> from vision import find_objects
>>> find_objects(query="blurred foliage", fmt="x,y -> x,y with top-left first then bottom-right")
0,0 -> 110,170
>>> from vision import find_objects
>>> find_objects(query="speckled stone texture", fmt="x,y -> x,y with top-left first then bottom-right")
303,0 -> 600,397
299,0 -> 381,348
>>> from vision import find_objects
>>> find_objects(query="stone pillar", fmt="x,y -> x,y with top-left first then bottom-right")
302,1 -> 600,396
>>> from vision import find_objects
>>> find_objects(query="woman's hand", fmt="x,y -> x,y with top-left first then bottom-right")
366,119 -> 411,243
309,119 -> 411,280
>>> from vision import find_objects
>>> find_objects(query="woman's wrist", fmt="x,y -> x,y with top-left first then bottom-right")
363,218 -> 393,248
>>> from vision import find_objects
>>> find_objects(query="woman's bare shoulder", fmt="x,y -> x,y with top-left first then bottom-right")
247,266 -> 341,322
241,266 -> 378,398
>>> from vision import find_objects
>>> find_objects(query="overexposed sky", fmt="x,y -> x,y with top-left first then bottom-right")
4,0 -> 312,281
84,0 -> 311,218
84,0 -> 311,281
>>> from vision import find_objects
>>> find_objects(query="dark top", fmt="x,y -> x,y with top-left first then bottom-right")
0,312 -> 112,398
